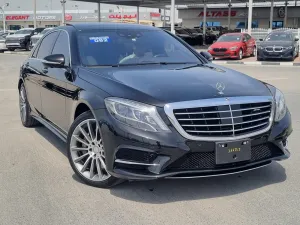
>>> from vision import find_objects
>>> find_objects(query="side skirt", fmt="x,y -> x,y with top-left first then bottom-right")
32,115 -> 68,143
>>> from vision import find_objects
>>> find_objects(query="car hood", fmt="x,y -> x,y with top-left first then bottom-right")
6,34 -> 29,39
81,64 -> 271,106
211,42 -> 241,48
260,41 -> 293,47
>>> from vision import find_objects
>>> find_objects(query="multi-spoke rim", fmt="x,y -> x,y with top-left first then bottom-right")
70,119 -> 110,182
19,86 -> 27,123
239,49 -> 243,59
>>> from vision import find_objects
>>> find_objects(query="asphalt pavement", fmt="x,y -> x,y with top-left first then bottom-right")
0,54 -> 299,225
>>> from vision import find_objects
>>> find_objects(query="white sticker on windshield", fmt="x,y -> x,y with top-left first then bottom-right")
89,36 -> 110,43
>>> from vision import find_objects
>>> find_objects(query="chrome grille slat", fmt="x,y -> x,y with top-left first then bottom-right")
166,97 -> 274,140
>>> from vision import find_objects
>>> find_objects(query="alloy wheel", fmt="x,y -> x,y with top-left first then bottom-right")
19,86 -> 27,123
239,49 -> 243,60
70,119 -> 110,182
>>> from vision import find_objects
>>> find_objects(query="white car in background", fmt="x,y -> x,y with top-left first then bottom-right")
0,31 -> 16,52
30,28 -> 53,49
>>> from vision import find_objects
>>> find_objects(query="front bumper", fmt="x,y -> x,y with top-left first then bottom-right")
94,109 -> 292,180
208,50 -> 239,59
5,40 -> 25,49
257,49 -> 294,60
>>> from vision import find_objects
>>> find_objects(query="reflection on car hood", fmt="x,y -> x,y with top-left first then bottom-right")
81,64 -> 271,106
260,41 -> 293,47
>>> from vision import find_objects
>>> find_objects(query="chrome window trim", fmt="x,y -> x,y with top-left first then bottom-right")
164,96 -> 274,141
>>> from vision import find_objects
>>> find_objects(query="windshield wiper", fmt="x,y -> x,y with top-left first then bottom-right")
112,62 -> 193,67
175,63 -> 205,70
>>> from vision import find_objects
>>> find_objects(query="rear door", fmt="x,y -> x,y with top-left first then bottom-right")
40,31 -> 71,132
245,34 -> 254,55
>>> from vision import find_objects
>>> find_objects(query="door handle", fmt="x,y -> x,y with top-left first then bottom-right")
42,68 -> 48,74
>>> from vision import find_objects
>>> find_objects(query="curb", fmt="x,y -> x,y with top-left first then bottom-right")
212,61 -> 300,66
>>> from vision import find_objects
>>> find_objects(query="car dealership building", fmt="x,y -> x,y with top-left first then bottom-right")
178,5 -> 300,29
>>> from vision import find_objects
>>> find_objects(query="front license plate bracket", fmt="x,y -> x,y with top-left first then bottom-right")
216,140 -> 251,165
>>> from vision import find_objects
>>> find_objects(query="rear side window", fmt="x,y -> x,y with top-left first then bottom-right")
52,31 -> 70,66
36,31 -> 59,59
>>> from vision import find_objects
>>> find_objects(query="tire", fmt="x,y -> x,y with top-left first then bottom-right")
8,48 -> 15,52
67,111 -> 122,188
257,57 -> 264,61
25,42 -> 31,51
296,47 -> 299,57
19,83 -> 39,127
238,49 -> 243,60
251,46 -> 256,57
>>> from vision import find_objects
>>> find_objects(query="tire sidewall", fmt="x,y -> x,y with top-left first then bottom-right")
67,111 -> 121,188
239,49 -> 243,60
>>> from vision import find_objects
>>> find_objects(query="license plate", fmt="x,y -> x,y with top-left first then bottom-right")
216,140 -> 251,165
214,53 -> 225,56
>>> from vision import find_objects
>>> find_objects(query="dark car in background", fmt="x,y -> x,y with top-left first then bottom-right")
5,28 -> 44,51
19,23 -> 291,188
160,27 -> 196,46
181,28 -> 204,46
30,28 -> 53,49
257,31 -> 299,61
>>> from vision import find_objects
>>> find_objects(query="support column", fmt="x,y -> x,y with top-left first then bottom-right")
163,8 -> 166,27
284,0 -> 288,27
61,0 -> 66,26
2,9 -> 5,32
203,1 -> 207,44
170,0 -> 175,34
228,0 -> 232,29
33,0 -> 37,28
270,0 -> 274,29
247,0 -> 253,34
97,2 -> 101,22
137,6 -> 140,24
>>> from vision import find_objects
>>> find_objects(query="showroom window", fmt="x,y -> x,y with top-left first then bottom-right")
236,21 -> 259,29
9,25 -> 21,30
272,21 -> 283,29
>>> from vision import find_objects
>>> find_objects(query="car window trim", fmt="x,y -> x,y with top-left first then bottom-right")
35,30 -> 59,60
51,30 -> 71,67
30,29 -> 72,66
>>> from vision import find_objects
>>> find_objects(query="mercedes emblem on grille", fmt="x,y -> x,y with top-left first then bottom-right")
216,82 -> 226,95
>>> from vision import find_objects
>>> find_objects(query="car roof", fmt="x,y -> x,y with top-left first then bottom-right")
65,23 -> 158,31
222,33 -> 242,36
20,28 -> 34,30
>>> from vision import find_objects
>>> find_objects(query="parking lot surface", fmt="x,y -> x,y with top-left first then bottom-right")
0,54 -> 299,225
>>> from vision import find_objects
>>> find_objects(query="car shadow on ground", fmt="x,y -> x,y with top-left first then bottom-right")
34,126 -> 287,203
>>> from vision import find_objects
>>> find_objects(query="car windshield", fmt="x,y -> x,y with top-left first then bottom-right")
217,35 -> 242,42
77,29 -> 201,66
15,29 -> 33,35
265,33 -> 292,41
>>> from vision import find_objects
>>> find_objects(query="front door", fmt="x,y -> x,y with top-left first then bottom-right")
40,31 -> 71,132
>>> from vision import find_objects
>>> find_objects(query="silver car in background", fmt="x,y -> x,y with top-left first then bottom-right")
30,28 -> 53,49
0,31 -> 16,52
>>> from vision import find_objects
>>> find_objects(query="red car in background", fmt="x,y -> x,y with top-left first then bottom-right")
208,33 -> 256,60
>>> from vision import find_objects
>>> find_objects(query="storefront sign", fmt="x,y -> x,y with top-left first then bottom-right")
198,11 -> 237,17
6,15 -> 30,20
108,14 -> 137,19
36,16 -> 56,20
150,12 -> 161,18
65,14 -> 73,21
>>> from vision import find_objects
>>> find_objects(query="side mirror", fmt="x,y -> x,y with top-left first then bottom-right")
259,38 -> 263,41
295,37 -> 299,41
200,51 -> 213,61
43,54 -> 65,67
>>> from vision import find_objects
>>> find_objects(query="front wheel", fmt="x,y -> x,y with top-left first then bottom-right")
67,111 -> 122,188
238,49 -> 243,60
8,48 -> 15,52
251,46 -> 256,57
25,42 -> 31,51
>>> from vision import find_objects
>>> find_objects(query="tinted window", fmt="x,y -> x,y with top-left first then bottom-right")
52,31 -> 70,66
245,34 -> 251,41
77,29 -> 200,66
217,34 -> 242,42
37,31 -> 59,59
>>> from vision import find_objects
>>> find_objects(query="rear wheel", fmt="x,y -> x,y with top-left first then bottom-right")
8,48 -> 15,52
25,42 -> 31,51
67,111 -> 122,188
19,83 -> 39,127
251,46 -> 256,57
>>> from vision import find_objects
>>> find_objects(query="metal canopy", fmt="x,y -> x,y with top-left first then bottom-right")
75,0 -> 289,7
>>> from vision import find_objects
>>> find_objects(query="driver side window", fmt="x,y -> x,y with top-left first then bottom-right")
36,31 -> 59,59
52,31 -> 71,66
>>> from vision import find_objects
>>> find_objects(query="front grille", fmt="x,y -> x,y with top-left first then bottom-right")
5,39 -> 20,43
168,143 -> 282,171
173,101 -> 272,138
266,47 -> 273,52
213,48 -> 227,52
115,148 -> 157,163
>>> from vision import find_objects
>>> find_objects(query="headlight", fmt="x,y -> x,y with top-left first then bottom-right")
274,89 -> 287,122
229,46 -> 238,50
258,46 -> 264,50
208,47 -> 212,51
105,97 -> 170,132
19,38 -> 25,42
287,46 -> 293,50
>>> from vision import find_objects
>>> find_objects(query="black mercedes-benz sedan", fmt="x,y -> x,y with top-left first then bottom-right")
257,30 -> 299,61
19,23 -> 292,188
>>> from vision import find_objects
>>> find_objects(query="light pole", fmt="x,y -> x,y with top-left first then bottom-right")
61,0 -> 66,26
33,0 -> 37,28
0,3 -> 9,32
117,6 -> 123,23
